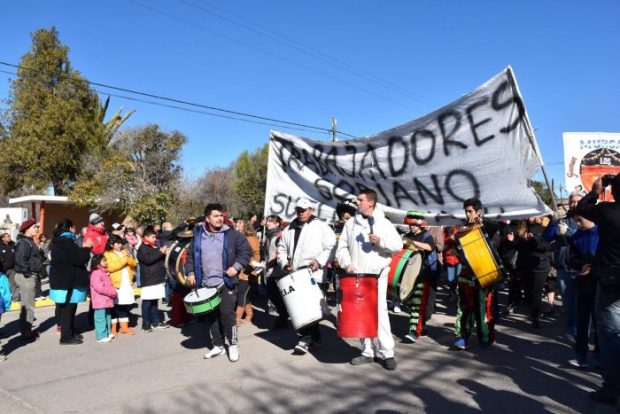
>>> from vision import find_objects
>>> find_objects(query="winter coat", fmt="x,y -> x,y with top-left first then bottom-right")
84,224 -> 109,255
104,249 -> 137,288
239,234 -> 261,281
14,235 -> 45,274
90,268 -> 117,309
137,243 -> 166,287
185,224 -> 251,288
336,208 -> 402,275
278,216 -> 336,283
0,274 -> 12,314
49,236 -> 92,290
0,241 -> 15,272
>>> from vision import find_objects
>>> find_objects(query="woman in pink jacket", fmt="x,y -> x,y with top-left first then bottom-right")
90,254 -> 117,343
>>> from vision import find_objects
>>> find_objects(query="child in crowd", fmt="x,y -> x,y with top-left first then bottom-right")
0,272 -> 12,360
137,227 -> 169,331
90,255 -> 117,343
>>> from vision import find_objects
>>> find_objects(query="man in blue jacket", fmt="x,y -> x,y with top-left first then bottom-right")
186,203 -> 251,362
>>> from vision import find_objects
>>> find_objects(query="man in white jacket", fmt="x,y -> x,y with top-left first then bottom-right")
336,189 -> 403,370
278,198 -> 336,354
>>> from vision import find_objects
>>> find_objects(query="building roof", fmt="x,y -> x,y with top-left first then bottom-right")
8,195 -> 69,205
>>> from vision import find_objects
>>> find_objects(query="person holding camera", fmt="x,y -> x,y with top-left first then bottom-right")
575,173 -> 620,405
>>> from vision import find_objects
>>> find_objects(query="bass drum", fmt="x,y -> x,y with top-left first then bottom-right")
165,239 -> 192,286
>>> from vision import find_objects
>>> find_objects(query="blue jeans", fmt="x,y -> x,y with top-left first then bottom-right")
94,308 -> 112,341
141,299 -> 161,326
446,264 -> 462,294
558,269 -> 577,336
595,284 -> 620,393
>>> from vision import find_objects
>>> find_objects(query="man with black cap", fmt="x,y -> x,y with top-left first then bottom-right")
574,174 -> 620,406
14,218 -> 45,341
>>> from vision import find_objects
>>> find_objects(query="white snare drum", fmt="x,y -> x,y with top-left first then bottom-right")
277,268 -> 327,330
183,288 -> 221,315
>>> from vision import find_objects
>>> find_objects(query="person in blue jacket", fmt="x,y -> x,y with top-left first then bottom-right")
185,203 -> 251,363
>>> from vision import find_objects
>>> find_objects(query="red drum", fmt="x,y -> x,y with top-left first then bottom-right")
337,273 -> 379,338
387,249 -> 422,301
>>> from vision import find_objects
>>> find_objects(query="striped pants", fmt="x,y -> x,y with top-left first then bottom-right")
455,277 -> 495,345
407,278 -> 431,336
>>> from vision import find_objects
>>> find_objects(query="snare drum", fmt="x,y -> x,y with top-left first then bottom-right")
457,225 -> 503,288
277,268 -> 327,330
387,249 -> 423,301
183,288 -> 221,315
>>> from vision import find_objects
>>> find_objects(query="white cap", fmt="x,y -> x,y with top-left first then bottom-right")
295,198 -> 314,210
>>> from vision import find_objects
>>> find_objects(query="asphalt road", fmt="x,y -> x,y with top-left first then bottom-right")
0,283 -> 615,414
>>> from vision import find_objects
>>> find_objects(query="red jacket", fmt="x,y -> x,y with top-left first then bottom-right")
443,227 -> 460,267
84,224 -> 109,255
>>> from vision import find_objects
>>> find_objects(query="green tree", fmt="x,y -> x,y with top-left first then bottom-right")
234,144 -> 268,217
70,124 -> 187,224
531,179 -> 555,207
0,27 -> 102,195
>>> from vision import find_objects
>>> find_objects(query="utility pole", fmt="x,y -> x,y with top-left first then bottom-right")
331,116 -> 337,142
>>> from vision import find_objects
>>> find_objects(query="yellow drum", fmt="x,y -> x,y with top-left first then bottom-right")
457,225 -> 503,288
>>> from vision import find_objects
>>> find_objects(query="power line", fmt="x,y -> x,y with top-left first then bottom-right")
0,62 -> 358,138
128,0 -> 416,110
183,0 -> 435,106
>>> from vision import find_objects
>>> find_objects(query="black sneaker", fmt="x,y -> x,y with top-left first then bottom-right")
59,337 -> 83,345
350,355 -> 374,365
382,357 -> 397,371
153,322 -> 170,329
142,324 -> 153,332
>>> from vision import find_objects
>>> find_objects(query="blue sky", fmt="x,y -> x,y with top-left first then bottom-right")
1,1 -> 618,193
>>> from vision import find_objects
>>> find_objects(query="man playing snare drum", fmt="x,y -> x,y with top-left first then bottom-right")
277,198 -> 336,354
185,203 -> 251,362
453,198 -> 499,351
336,189 -> 403,370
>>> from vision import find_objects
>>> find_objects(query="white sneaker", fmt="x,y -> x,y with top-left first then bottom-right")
228,344 -> 239,362
108,334 -> 115,339
97,337 -> 112,343
204,346 -> 226,359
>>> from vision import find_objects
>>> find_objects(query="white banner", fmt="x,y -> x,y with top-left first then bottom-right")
563,132 -> 620,201
265,67 -> 550,225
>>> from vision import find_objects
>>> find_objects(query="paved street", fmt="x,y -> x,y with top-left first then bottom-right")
0,284 -> 615,414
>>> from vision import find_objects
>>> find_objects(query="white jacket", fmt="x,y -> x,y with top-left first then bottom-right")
336,208 -> 403,275
278,217 -> 336,282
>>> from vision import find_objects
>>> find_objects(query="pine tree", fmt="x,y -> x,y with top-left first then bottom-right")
0,27 -> 101,195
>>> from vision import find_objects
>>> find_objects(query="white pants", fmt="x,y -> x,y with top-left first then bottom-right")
360,267 -> 395,359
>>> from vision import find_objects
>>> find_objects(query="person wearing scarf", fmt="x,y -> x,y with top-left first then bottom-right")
49,219 -> 92,345
136,227 -> 169,331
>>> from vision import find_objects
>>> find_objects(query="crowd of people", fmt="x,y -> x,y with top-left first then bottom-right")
0,174 -> 619,409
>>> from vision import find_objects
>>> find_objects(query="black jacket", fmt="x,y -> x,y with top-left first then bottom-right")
137,243 -> 166,287
14,235 -> 45,274
49,236 -> 92,290
576,191 -> 620,272
0,241 -> 15,272
513,223 -> 551,273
